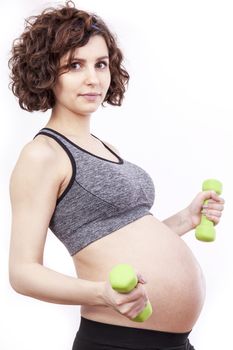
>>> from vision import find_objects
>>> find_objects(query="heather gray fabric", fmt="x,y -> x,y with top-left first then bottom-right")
34,128 -> 155,256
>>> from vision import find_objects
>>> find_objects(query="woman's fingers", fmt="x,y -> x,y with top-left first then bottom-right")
201,208 -> 222,225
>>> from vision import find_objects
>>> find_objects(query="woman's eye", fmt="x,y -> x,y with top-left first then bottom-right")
70,62 -> 81,70
96,61 -> 108,69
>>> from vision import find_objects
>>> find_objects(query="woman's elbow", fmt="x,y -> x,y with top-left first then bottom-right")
9,265 -> 33,296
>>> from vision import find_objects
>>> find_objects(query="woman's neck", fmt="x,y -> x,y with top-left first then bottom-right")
45,108 -> 92,139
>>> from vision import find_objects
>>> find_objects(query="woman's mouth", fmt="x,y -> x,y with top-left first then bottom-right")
79,93 -> 101,102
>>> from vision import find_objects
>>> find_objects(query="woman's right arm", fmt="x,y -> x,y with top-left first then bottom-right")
9,139 -> 148,318
9,140 -> 106,306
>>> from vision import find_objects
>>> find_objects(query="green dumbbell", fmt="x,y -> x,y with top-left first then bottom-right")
195,179 -> 223,242
109,263 -> 152,322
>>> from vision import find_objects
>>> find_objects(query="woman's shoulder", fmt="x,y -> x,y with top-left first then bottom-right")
10,135 -> 61,187
19,135 -> 58,166
9,136 -> 64,244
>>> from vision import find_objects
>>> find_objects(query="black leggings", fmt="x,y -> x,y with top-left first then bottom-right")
72,317 -> 195,350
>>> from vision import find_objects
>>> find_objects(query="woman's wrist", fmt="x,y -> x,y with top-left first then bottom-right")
95,281 -> 110,307
163,207 -> 194,236
179,207 -> 196,233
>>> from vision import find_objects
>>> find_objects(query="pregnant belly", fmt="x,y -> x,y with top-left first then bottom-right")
74,215 -> 206,332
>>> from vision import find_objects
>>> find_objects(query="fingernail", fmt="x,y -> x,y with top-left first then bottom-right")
141,277 -> 147,283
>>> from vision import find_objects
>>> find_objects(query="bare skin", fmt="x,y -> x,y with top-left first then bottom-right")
76,215 -> 206,332
9,35 -> 224,334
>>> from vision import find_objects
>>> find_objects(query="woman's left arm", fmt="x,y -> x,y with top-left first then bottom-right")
162,191 -> 225,236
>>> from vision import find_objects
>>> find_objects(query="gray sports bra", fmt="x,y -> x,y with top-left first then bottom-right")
34,128 -> 155,256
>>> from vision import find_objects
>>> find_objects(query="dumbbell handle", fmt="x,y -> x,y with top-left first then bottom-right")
195,178 -> 223,242
109,263 -> 152,322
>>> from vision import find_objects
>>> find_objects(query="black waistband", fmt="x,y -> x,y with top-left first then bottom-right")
77,317 -> 191,349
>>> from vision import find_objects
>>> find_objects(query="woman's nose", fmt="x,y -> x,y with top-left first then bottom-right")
85,67 -> 99,85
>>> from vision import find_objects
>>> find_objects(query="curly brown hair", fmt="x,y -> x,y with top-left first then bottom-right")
8,1 -> 129,112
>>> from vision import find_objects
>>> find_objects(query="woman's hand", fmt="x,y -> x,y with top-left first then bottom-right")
102,273 -> 149,320
186,190 -> 225,229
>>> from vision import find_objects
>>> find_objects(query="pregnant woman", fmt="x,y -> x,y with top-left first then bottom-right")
8,1 -> 224,349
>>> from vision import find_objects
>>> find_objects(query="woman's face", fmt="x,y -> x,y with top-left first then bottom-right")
53,35 -> 111,116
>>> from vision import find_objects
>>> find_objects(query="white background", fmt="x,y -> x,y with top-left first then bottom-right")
1,1 -> 232,349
